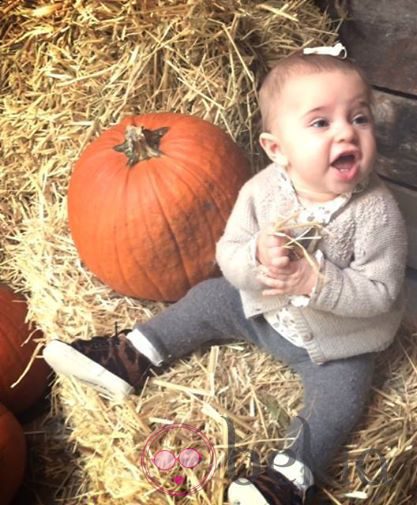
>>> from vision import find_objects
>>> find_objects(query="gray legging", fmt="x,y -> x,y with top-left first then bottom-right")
136,277 -> 375,481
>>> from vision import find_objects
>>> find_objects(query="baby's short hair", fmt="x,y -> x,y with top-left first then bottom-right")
259,52 -> 372,132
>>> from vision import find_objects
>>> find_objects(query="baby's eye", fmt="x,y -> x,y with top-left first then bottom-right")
352,114 -> 370,125
310,118 -> 329,128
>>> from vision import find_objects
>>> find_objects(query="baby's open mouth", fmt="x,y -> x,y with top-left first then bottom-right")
331,154 -> 356,172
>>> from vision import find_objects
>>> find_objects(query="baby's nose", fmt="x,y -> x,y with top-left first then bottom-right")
335,121 -> 356,142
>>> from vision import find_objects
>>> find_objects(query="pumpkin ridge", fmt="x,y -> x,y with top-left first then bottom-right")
0,309 -> 28,376
86,161 -> 130,282
141,167 -> 190,299
105,167 -> 142,296
158,157 -> 222,265
71,161 -> 106,281
0,286 -> 49,414
165,146 -> 242,223
0,303 -> 42,379
166,156 -> 230,231
120,168 -> 165,299
153,167 -> 206,287
123,166 -> 166,299
0,403 -> 26,504
0,293 -> 27,322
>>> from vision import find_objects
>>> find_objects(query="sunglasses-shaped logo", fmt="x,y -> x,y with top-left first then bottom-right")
152,448 -> 202,471
140,423 -> 216,497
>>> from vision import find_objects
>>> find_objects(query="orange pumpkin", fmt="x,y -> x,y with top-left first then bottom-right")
0,285 -> 50,414
68,113 -> 250,301
0,402 -> 26,505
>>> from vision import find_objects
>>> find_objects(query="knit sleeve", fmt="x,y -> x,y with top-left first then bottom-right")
215,180 -> 265,291
308,190 -> 407,317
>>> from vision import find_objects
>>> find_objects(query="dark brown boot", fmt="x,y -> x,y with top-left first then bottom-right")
43,329 -> 152,400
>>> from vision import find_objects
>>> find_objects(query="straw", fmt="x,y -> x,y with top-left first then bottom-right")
2,1 -> 416,504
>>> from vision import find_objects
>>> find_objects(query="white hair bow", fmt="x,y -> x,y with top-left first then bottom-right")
303,42 -> 347,59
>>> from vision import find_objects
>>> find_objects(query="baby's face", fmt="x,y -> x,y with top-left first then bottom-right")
265,69 -> 376,202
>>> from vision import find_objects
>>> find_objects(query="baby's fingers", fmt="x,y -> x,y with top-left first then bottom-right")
257,272 -> 288,294
261,257 -> 294,278
270,256 -> 291,268
262,288 -> 284,296
266,230 -> 290,248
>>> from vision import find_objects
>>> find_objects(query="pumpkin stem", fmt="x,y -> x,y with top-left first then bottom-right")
114,125 -> 169,166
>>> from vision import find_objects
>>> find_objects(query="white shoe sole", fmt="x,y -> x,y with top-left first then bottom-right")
43,340 -> 133,400
228,478 -> 269,505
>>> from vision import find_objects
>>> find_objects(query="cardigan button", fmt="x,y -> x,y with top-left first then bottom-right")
303,333 -> 314,342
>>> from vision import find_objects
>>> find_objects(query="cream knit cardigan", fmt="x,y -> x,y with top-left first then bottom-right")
216,164 -> 408,364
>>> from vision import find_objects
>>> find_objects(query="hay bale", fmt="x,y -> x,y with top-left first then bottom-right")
1,0 -> 416,503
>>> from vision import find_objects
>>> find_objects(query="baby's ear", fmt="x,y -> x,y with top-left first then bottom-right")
259,133 -> 288,166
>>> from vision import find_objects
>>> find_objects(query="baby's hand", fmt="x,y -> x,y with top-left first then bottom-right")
256,225 -> 318,296
257,256 -> 318,297
256,224 -> 291,275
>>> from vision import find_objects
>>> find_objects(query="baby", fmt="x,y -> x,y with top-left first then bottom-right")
44,44 -> 407,505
